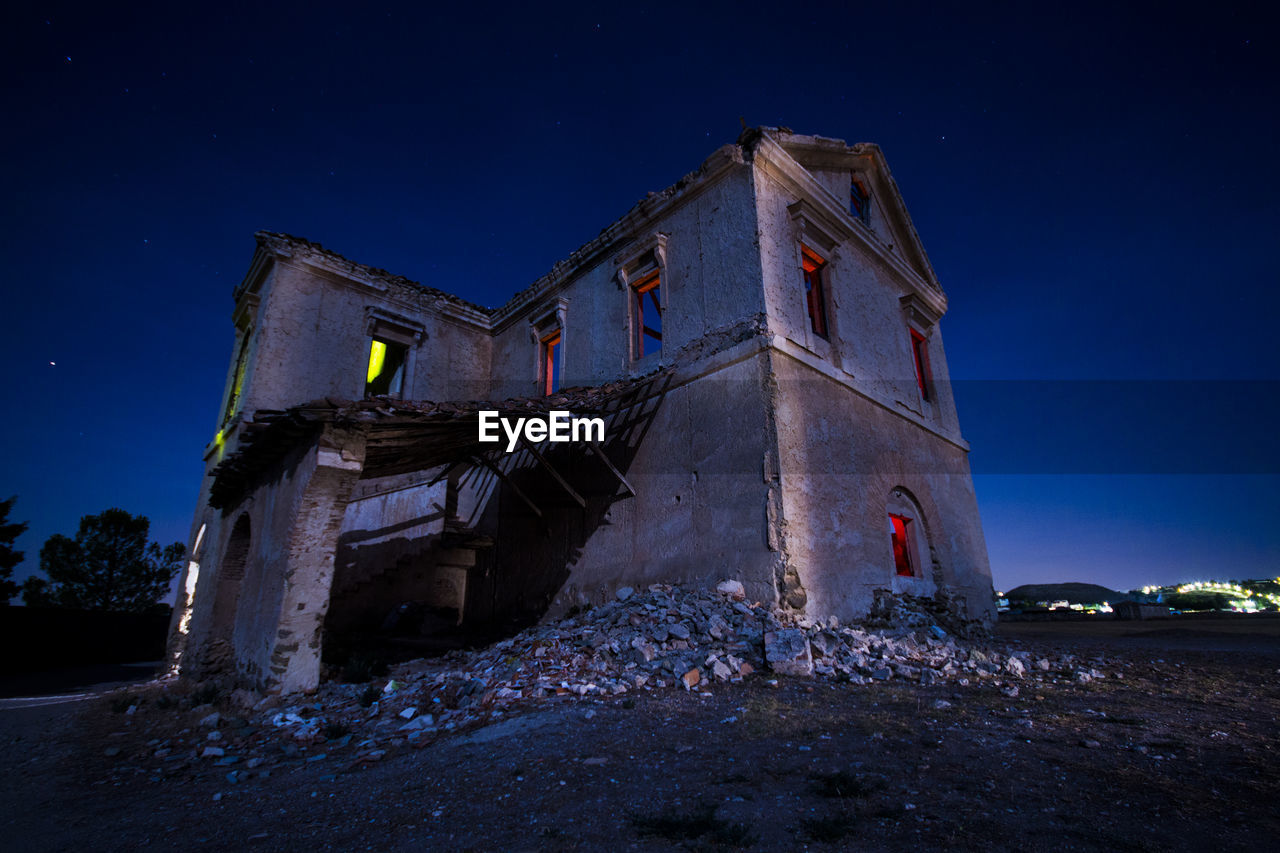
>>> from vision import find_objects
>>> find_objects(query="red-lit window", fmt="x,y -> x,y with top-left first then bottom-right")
632,270 -> 662,358
801,246 -> 829,338
889,514 -> 914,577
910,329 -> 931,401
541,329 -> 562,395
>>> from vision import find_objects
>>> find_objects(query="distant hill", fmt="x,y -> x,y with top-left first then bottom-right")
1005,582 -> 1125,604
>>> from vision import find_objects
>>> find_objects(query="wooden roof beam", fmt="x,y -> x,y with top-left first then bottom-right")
518,437 -> 587,508
471,454 -> 543,519
587,441 -> 636,497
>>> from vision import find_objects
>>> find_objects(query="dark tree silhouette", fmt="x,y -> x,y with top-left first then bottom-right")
0,496 -> 28,602
22,508 -> 183,612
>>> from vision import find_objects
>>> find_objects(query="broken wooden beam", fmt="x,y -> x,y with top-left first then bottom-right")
471,454 -> 543,519
587,441 -> 636,497
518,437 -> 587,508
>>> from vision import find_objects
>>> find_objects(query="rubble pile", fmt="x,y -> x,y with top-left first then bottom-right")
258,582 -> 1108,742
100,584 -> 1115,787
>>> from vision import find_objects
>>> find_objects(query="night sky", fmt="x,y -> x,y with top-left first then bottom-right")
2,2 -> 1276,598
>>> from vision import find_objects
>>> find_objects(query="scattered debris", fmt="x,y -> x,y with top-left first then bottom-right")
96,584 -> 1112,785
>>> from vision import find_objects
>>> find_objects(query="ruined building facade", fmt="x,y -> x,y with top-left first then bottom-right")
169,128 -> 995,693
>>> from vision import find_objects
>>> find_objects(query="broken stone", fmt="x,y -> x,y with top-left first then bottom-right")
764,629 -> 813,677
398,716 -> 435,733
715,579 -> 745,600
199,712 -> 221,728
680,668 -> 700,690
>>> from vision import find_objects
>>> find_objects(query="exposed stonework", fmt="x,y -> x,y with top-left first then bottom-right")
169,127 -> 996,694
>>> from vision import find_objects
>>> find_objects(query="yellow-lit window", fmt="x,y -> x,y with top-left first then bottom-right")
223,333 -> 251,423
366,337 -> 407,398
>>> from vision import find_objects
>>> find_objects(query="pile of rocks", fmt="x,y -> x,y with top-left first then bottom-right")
102,583 -> 1114,788
249,582 -> 1109,746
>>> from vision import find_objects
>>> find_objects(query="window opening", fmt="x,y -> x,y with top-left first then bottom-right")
910,329 -> 931,401
850,175 -> 871,223
541,329 -> 563,395
632,270 -> 663,358
889,513 -> 914,577
366,337 -> 408,398
224,333 -> 251,423
801,246 -> 829,338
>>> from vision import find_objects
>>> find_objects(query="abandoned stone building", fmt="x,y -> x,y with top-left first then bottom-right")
168,127 -> 995,693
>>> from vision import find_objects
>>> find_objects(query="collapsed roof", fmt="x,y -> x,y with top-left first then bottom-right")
208,372 -> 671,510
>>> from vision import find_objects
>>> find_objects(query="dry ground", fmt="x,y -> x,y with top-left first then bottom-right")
2,617 -> 1277,852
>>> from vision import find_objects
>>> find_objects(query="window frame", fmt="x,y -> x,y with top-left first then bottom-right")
631,269 -> 663,359
850,174 -> 871,224
362,308 -> 424,401
529,297 -> 569,396
616,234 -> 668,365
889,513 -> 916,577
540,328 -> 563,396
800,244 -> 830,339
886,487 -> 931,583
898,293 -> 942,410
365,335 -> 410,398
223,329 -> 252,424
910,328 -> 932,402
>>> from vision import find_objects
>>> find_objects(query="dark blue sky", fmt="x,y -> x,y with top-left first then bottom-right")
2,1 -> 1276,596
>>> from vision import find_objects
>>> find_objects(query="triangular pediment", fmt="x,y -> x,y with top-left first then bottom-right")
769,130 -> 941,292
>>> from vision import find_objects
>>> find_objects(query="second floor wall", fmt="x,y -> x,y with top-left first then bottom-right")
210,130 -> 968,454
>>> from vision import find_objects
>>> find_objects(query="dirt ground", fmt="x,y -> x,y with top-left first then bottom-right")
2,617 -> 1277,852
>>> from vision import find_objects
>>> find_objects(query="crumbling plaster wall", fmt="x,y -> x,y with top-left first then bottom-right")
240,260 -> 492,409
768,352 -> 994,624
474,161 -> 783,611
753,161 -> 961,439
752,147 -> 993,624
544,348 -> 783,612
486,161 -> 764,394
181,426 -> 366,692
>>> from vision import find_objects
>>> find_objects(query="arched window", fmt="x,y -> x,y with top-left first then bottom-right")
886,488 -> 928,579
